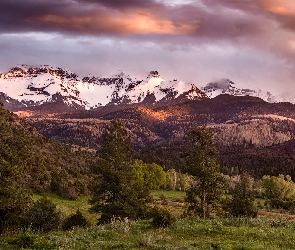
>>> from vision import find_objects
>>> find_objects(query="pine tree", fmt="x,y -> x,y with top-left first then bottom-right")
89,120 -> 150,223
24,197 -> 63,232
226,173 -> 257,217
184,126 -> 226,218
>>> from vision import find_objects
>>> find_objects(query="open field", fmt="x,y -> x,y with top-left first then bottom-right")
33,194 -> 99,225
2,192 -> 295,249
2,217 -> 295,249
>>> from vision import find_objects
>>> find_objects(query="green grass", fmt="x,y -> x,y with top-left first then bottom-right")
151,190 -> 186,202
33,193 -> 99,225
2,192 -> 295,249
30,190 -> 186,227
151,190 -> 186,217
2,218 -> 295,249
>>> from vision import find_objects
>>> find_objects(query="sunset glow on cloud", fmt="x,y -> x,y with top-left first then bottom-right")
0,0 -> 294,95
30,12 -> 198,35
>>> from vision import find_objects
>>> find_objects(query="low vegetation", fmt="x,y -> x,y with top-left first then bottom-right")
2,216 -> 295,249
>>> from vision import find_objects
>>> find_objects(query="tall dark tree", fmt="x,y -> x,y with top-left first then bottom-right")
184,126 -> 226,218
225,173 -> 257,217
89,120 -> 150,223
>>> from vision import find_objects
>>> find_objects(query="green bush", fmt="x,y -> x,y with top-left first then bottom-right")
269,198 -> 295,210
62,210 -> 88,230
8,234 -> 35,248
150,206 -> 176,228
160,193 -> 168,205
24,197 -> 63,232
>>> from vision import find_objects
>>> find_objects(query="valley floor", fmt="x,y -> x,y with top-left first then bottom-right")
2,191 -> 295,249
1,217 -> 295,249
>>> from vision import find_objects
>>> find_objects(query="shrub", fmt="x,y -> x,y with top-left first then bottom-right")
160,193 -> 168,205
62,210 -> 87,230
8,234 -> 35,248
150,206 -> 176,228
256,200 -> 264,209
24,197 -> 63,232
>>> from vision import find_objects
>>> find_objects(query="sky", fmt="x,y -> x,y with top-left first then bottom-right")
1,0 -> 295,95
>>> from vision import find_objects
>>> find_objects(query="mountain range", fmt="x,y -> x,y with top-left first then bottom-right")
0,65 -> 206,112
1,65 -> 295,179
0,65 -> 290,113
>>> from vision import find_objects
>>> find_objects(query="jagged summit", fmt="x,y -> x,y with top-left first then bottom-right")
0,65 -> 84,108
0,65 -> 207,111
202,78 -> 277,103
1,65 -> 290,113
204,79 -> 233,91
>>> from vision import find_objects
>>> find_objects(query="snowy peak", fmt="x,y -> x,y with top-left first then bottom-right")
202,79 -> 277,103
2,65 -> 287,113
5,65 -> 79,80
80,69 -> 207,106
203,78 -> 233,91
0,66 -> 207,111
0,65 -> 86,108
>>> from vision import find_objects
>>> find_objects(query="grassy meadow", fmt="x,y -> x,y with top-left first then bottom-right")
1,191 -> 295,249
2,217 -> 295,249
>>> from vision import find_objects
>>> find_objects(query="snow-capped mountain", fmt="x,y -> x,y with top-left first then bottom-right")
0,65 -> 86,107
0,65 -> 207,110
201,79 -> 277,103
80,70 -> 207,107
0,65 -> 293,113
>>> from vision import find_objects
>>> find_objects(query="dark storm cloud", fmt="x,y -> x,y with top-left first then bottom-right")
0,0 -> 73,33
0,0 -> 166,33
0,0 -> 294,42
209,0 -> 295,33
76,0 -> 160,9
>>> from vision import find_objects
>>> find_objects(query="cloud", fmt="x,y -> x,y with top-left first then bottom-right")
76,0 -> 160,9
0,0 -> 295,96
0,0 -> 293,43
28,12 -> 198,36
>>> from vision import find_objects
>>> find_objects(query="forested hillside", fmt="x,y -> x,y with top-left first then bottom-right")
24,95 -> 295,179
0,102 -> 95,199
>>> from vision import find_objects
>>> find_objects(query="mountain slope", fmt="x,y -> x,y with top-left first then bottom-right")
0,102 -> 95,199
25,94 -> 295,148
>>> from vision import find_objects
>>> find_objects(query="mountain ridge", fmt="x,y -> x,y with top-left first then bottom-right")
0,65 -> 292,114
0,65 -> 207,112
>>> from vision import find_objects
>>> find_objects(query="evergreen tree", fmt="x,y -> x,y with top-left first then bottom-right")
24,197 -> 63,232
184,126 -> 226,218
62,210 -> 87,230
0,160 -> 32,233
225,173 -> 257,217
89,120 -> 150,223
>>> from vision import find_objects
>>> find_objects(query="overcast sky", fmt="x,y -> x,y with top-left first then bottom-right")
1,0 -> 295,94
